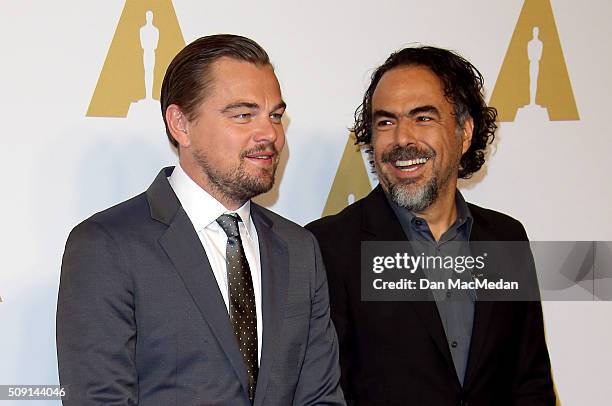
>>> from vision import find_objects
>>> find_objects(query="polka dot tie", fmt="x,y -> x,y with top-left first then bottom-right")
216,214 -> 258,402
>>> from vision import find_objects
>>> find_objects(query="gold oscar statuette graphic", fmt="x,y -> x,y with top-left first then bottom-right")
87,0 -> 185,117
489,0 -> 579,121
322,134 -> 374,217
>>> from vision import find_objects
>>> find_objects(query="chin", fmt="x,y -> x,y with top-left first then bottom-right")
244,177 -> 275,196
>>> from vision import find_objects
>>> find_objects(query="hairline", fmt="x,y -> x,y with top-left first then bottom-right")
183,56 -> 274,120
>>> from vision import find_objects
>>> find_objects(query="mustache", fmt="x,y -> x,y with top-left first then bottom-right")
381,145 -> 435,163
240,143 -> 279,158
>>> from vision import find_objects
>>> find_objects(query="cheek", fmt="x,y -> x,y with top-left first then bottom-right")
275,130 -> 286,151
371,133 -> 389,155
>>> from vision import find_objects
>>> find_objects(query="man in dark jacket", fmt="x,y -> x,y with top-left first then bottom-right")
306,46 -> 555,406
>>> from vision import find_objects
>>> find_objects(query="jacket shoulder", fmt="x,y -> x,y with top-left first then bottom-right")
71,192 -> 158,242
305,199 -> 365,243
467,202 -> 529,240
253,204 -> 314,241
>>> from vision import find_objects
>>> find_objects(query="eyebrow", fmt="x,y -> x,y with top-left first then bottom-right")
271,101 -> 287,112
372,105 -> 440,120
408,105 -> 440,117
372,109 -> 399,121
220,101 -> 286,114
221,102 -> 259,114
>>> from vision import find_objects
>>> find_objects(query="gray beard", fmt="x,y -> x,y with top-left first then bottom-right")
388,176 -> 439,212
193,149 -> 275,205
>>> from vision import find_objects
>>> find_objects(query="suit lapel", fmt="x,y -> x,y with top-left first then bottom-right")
361,186 -> 455,372
250,205 -> 289,406
147,167 -> 249,397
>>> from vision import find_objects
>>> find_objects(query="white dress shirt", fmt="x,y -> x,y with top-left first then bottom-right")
168,164 -> 262,361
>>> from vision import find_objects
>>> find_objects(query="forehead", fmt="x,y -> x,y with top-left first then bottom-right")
372,65 -> 449,110
207,57 -> 281,102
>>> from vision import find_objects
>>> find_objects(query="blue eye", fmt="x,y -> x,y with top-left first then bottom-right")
270,112 -> 283,122
231,113 -> 253,123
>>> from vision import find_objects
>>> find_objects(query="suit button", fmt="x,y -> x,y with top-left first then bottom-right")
451,341 -> 458,348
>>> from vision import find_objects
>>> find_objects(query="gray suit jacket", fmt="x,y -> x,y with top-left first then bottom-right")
56,167 -> 344,406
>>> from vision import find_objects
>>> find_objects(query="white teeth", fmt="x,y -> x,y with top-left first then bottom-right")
395,158 -> 427,167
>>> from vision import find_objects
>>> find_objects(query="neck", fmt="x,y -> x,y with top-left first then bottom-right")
178,160 -> 246,211
413,182 -> 458,241
210,193 -> 245,212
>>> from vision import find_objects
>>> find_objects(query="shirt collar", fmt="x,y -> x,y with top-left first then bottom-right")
384,188 -> 473,234
168,164 -> 254,236
454,190 -> 473,231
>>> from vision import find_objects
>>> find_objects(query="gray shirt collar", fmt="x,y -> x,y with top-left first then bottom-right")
384,188 -> 474,241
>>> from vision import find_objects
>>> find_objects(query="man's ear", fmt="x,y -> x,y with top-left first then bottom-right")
165,104 -> 191,148
460,116 -> 474,155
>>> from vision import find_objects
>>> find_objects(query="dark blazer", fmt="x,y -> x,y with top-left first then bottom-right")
306,185 -> 555,406
57,167 -> 344,406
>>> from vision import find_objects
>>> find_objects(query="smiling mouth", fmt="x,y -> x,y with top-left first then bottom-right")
246,154 -> 274,159
244,151 -> 277,166
394,157 -> 429,172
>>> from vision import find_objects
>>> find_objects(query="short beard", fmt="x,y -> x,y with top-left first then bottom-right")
388,176 -> 439,212
193,144 -> 277,206
376,143 -> 457,212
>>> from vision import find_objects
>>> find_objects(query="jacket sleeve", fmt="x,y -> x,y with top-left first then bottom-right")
511,224 -> 557,406
511,301 -> 557,406
305,221 -> 356,405
56,220 -> 138,406
291,233 -> 346,405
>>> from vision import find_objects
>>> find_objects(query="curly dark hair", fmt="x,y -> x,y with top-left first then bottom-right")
353,45 -> 497,179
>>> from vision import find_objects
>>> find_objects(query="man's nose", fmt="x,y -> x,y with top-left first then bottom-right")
395,119 -> 418,147
253,115 -> 281,144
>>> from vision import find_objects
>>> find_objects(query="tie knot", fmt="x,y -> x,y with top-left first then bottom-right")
216,213 -> 241,238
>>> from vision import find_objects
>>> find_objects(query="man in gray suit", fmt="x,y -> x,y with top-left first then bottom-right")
57,34 -> 344,406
